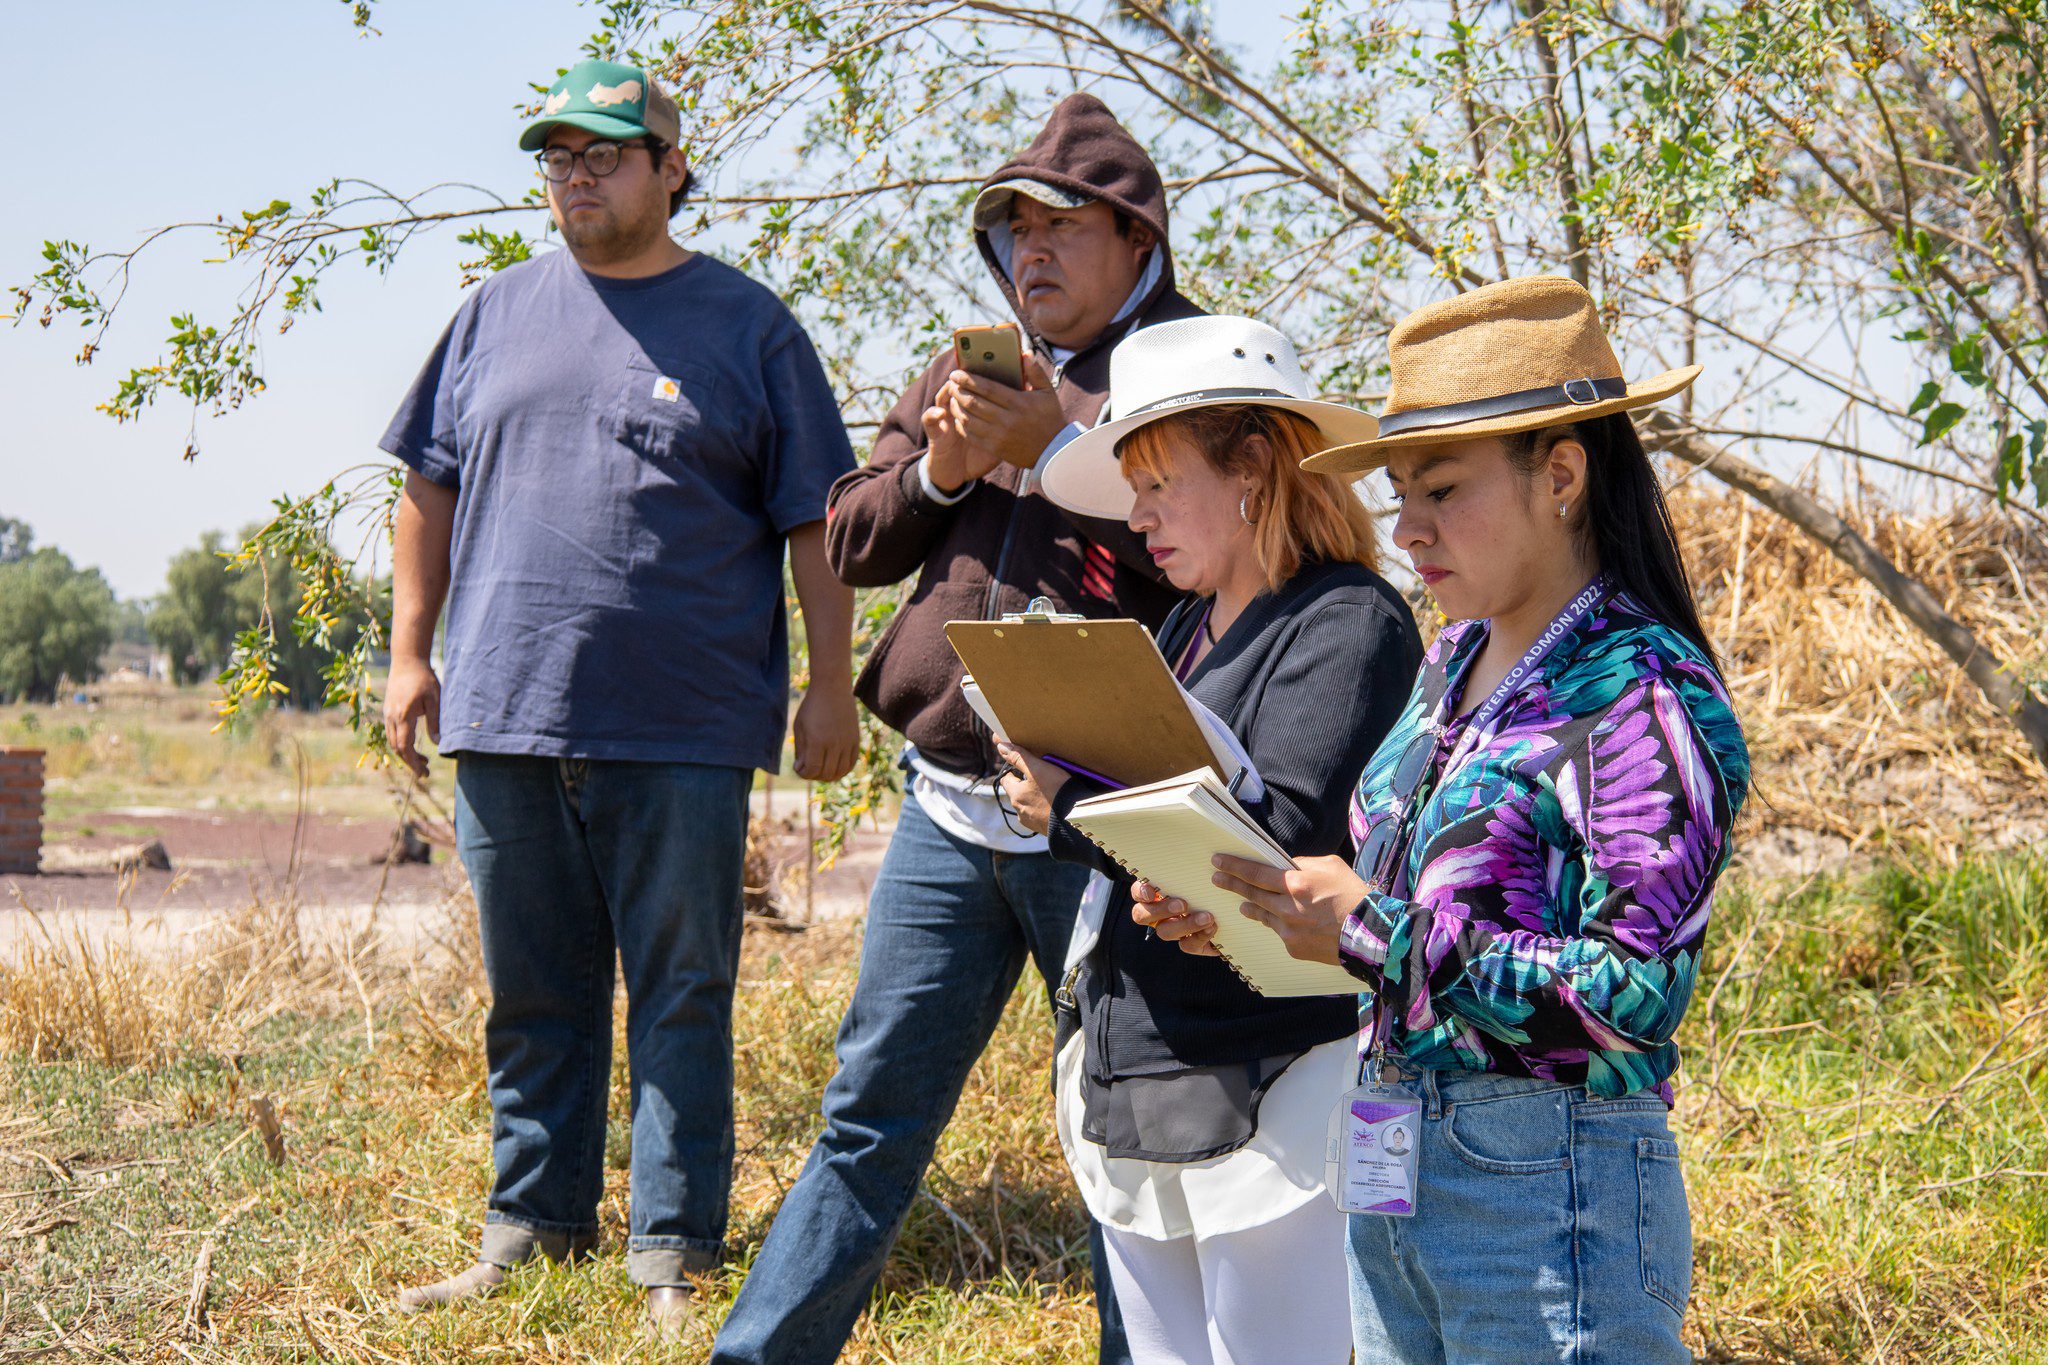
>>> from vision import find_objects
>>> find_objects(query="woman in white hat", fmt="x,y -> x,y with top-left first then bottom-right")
1163,278 -> 1751,1362
997,315 -> 1423,1364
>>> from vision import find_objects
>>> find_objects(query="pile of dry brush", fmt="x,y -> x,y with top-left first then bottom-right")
1667,485 -> 2047,861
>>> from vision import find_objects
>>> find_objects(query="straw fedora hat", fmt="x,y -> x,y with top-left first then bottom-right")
1041,315 -> 1380,519
1301,276 -> 1700,476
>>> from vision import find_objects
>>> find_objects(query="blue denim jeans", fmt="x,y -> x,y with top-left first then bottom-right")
1346,1068 -> 1692,1363
454,753 -> 753,1288
712,790 -> 1128,1364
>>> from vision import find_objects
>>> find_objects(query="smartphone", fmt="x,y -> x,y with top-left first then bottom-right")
952,323 -> 1026,389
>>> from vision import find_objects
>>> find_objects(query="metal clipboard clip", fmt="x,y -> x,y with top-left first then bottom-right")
999,595 -> 1086,624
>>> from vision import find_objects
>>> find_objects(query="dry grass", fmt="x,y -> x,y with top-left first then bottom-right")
0,892 -> 1100,1362
2,680 -> 394,824
0,894 -> 399,1069
4,847 -> 2045,1361
1669,485 -> 2048,855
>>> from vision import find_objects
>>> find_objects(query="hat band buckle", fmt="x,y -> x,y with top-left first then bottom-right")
1375,375 -> 1627,437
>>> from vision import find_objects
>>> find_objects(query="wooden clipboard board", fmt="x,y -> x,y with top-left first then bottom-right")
945,618 -> 1218,789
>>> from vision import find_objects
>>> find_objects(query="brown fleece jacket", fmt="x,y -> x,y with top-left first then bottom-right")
826,93 -> 1203,777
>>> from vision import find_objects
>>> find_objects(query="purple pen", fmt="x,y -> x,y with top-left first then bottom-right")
1040,753 -> 1126,791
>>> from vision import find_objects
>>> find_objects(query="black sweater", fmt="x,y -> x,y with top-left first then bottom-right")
1046,558 -> 1424,1077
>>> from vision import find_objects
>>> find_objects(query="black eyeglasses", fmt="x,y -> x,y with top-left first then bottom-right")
1356,723 -> 1449,893
535,139 -> 648,182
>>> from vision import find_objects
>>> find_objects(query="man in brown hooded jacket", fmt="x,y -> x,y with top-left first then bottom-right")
711,94 -> 1199,1364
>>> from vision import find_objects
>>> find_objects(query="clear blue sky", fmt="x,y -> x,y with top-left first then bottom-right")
4,2 -> 1287,600
2,1 -> 599,598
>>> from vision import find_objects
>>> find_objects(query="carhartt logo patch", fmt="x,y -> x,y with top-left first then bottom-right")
587,78 -> 643,107
651,375 -> 681,403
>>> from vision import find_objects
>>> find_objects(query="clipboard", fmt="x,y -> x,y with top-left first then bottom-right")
945,615 -> 1225,789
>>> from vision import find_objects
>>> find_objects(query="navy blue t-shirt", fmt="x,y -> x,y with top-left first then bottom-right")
379,249 -> 855,768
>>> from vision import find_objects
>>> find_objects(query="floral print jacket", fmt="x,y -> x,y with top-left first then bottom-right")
1340,576 -> 1750,1100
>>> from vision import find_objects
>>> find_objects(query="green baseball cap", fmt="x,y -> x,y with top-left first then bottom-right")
519,58 -> 682,152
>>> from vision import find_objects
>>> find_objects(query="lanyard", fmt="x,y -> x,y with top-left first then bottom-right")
1173,600 -> 1214,683
1458,573 -> 1611,732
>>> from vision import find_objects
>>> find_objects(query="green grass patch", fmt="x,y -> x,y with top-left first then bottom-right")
1678,848 -> 2048,1360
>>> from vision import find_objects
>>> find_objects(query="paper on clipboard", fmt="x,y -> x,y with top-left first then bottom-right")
960,677 -> 1007,740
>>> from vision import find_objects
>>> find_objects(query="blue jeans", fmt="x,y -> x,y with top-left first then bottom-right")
712,790 -> 1129,1364
454,753 -> 753,1288
1346,1068 -> 1692,1363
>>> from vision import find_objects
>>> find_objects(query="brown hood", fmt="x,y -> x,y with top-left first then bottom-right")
974,92 -> 1176,351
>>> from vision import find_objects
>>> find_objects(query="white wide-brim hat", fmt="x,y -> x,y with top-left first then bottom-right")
1041,316 -> 1380,520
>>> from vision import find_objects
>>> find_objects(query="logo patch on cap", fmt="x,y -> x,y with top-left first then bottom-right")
588,78 -> 643,108
651,375 -> 681,403
542,88 -> 571,116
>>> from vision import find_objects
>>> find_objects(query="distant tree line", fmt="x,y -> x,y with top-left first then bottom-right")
0,516 -> 114,704
0,514 -> 362,708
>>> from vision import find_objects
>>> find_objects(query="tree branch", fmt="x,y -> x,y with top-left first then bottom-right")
1644,412 -> 2048,768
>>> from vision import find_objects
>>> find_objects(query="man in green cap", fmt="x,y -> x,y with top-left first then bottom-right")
382,58 -> 861,1332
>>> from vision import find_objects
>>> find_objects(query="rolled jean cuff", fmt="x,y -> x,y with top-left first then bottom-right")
627,1236 -> 723,1287
481,1213 -> 598,1268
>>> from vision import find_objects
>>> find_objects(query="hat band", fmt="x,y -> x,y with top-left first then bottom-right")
1375,376 -> 1627,437
1114,386 -> 1295,424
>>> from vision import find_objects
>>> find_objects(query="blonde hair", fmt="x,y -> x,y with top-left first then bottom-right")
1117,406 -> 1379,592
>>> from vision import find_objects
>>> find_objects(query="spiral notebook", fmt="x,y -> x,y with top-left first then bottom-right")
1065,768 -> 1364,998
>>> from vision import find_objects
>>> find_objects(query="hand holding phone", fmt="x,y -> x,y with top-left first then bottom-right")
952,324 -> 1026,389
943,335 -> 1065,473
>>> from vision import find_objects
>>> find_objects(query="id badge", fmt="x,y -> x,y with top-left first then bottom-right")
1326,1082 -> 1421,1217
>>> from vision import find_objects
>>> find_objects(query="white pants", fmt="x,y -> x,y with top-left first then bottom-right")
1100,1194 -> 1351,1365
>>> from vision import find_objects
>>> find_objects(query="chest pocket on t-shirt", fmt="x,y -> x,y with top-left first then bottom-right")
609,355 -> 730,469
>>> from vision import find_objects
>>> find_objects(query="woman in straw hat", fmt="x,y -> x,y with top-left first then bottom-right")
1154,278 -> 1751,1361
997,314 -> 1423,1364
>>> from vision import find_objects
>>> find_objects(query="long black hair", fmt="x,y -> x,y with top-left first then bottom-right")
1505,412 -> 1721,671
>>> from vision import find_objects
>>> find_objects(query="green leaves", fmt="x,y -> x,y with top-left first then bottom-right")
1993,419 -> 2048,507
95,312 -> 262,428
1919,401 -> 1966,446
1912,325 -> 2016,449
210,477 -> 394,731
0,545 -> 117,703
1949,336 -> 1988,388
19,239 -> 102,328
455,227 -> 535,282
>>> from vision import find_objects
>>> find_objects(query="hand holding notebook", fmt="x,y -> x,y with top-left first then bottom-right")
1064,768 -> 1363,998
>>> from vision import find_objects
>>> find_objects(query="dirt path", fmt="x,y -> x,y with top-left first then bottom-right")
1,789 -> 894,959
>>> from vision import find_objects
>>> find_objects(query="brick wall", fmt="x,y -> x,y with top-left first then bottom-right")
0,748 -> 44,875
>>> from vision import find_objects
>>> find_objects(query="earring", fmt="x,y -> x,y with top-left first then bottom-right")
1240,491 -> 1258,526
1557,501 -> 1569,519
